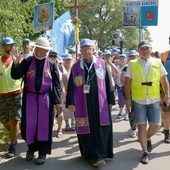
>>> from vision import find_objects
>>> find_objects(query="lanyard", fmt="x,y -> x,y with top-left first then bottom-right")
84,60 -> 94,81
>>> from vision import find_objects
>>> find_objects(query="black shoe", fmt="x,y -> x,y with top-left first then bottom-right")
164,138 -> 170,143
141,152 -> 149,164
26,148 -> 34,161
147,140 -> 152,152
36,154 -> 46,165
6,145 -> 16,158
93,158 -> 106,167
164,130 -> 170,143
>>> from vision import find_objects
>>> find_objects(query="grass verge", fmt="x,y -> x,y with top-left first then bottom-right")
0,123 -> 10,152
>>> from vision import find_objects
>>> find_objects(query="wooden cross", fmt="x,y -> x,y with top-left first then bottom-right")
65,0 -> 88,60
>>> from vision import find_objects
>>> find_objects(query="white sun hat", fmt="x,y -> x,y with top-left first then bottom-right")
33,37 -> 52,50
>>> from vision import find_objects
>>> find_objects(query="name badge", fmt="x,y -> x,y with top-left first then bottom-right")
83,84 -> 90,94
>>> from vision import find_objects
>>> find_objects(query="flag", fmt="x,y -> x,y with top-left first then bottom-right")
140,5 -> 158,26
60,19 -> 75,48
47,11 -> 75,56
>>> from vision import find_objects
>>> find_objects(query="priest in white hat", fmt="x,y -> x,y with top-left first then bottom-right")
11,36 -> 62,165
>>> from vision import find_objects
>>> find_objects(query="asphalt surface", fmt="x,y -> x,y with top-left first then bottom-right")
0,103 -> 170,170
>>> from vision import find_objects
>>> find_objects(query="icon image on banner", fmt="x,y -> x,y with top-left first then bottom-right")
34,2 -> 54,33
38,5 -> 51,24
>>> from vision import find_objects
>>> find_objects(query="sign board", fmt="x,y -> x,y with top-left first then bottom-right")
123,0 -> 158,27
34,2 -> 54,33
141,5 -> 158,26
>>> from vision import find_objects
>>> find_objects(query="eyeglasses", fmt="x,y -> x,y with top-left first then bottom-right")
49,54 -> 58,58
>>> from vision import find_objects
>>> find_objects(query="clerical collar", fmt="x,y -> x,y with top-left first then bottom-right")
83,57 -> 93,64
34,55 -> 46,60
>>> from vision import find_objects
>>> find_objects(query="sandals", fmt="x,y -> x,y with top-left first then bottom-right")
56,130 -> 63,138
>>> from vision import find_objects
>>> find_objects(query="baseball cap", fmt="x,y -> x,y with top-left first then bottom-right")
119,53 -> 127,58
22,38 -> 31,43
63,53 -> 73,60
98,50 -> 102,54
2,37 -> 15,45
112,47 -> 120,55
138,40 -> 151,48
103,50 -> 111,55
68,48 -> 76,53
80,38 -> 93,47
128,50 -> 139,57
49,49 -> 58,55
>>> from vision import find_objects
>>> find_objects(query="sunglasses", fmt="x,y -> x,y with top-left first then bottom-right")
49,54 -> 58,58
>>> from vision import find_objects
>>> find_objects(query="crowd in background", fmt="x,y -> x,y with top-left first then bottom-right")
1,35 -> 170,166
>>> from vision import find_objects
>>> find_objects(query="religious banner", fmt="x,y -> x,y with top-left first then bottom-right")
34,2 -> 54,33
123,1 -> 141,27
47,11 -> 74,57
123,0 -> 158,27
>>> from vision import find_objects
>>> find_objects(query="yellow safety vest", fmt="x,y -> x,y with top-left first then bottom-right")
0,57 -> 23,94
131,58 -> 161,100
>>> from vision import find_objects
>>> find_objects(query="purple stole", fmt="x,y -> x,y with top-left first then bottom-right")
26,56 -> 52,145
72,57 -> 110,134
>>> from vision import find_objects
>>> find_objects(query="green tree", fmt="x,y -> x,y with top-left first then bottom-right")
68,0 -> 150,51
0,0 -> 68,52
0,0 -> 151,53
0,0 -> 39,52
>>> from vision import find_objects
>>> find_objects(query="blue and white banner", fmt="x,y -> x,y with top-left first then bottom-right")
34,2 -> 54,33
47,11 -> 75,57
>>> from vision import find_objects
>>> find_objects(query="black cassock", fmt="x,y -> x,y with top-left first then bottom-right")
66,60 -> 115,161
11,57 -> 61,155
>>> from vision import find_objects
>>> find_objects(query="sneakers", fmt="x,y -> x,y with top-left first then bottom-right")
147,140 -> 152,152
141,152 -> 149,164
130,130 -> 137,138
26,148 -> 35,161
36,154 -> 46,165
117,111 -> 122,119
70,124 -> 76,131
124,115 -> 129,121
6,144 -> 16,158
93,158 -> 106,167
65,124 -> 70,131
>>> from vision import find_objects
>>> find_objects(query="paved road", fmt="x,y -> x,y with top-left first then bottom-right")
0,103 -> 170,170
